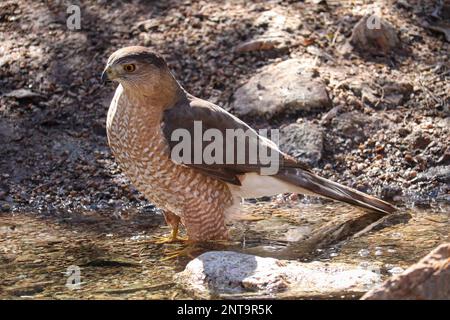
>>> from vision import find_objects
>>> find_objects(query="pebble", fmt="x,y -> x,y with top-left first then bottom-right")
358,249 -> 370,257
388,267 -> 405,275
0,202 -> 11,212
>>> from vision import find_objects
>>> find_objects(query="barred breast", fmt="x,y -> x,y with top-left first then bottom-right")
105,85 -> 233,239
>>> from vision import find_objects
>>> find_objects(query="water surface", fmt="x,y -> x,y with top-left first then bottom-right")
0,201 -> 448,299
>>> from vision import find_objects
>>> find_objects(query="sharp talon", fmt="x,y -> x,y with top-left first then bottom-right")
160,245 -> 199,261
152,222 -> 188,244
152,234 -> 188,244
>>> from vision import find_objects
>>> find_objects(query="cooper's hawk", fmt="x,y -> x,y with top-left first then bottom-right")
102,46 -> 396,242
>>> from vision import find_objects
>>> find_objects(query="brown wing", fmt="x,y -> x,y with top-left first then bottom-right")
161,92 -> 310,185
161,92 -> 397,215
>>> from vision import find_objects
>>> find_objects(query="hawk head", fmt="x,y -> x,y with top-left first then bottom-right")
101,46 -> 167,85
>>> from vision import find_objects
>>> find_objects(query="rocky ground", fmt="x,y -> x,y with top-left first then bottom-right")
0,0 -> 449,215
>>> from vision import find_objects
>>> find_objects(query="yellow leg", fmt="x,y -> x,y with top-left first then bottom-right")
153,211 -> 187,244
170,223 -> 179,241
153,224 -> 188,244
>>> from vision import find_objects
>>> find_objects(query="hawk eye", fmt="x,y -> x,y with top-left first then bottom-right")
123,64 -> 136,72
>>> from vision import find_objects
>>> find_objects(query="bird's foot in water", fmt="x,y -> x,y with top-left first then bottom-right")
151,223 -> 187,244
152,233 -> 188,244
160,241 -> 202,261
159,239 -> 238,261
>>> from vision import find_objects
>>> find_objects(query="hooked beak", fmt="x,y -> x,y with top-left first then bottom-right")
101,66 -> 112,84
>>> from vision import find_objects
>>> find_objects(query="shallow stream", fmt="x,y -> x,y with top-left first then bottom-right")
0,201 -> 448,299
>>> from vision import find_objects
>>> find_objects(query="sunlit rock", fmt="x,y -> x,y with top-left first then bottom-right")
176,251 -> 382,299
231,59 -> 332,117
349,14 -> 400,55
362,243 -> 450,300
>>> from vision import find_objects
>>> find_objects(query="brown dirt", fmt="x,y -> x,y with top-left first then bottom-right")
0,0 -> 448,214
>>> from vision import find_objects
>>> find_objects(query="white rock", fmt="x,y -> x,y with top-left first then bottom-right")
3,89 -> 43,99
359,249 -> 370,257
176,251 -> 382,298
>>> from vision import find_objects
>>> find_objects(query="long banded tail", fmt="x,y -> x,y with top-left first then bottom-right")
276,168 -> 397,215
